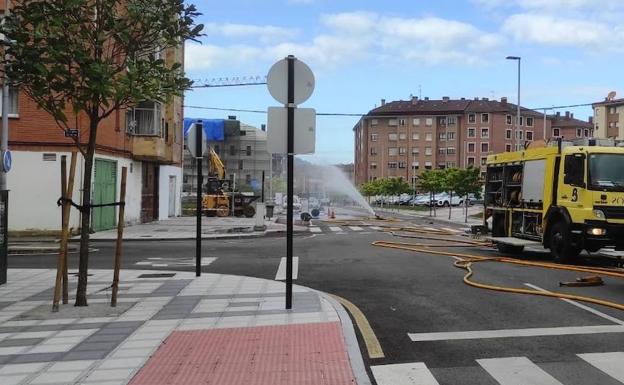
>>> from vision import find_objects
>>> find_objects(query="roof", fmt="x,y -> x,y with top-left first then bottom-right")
550,115 -> 593,129
365,98 -> 543,117
593,97 -> 624,107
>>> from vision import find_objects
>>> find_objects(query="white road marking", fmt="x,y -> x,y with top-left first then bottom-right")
371,362 -> 440,385
275,257 -> 299,281
408,325 -> 624,341
309,227 -> 322,233
524,283 -> 624,325
578,352 -> 624,382
370,226 -> 382,231
349,226 -> 364,231
423,227 -> 437,231
477,356 -> 564,385
329,226 -> 343,232
134,257 -> 217,267
441,227 -> 459,233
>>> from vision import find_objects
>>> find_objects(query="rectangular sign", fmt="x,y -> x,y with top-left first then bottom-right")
64,129 -> 79,138
267,107 -> 316,154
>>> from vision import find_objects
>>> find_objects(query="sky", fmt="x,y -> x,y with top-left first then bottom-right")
183,0 -> 624,164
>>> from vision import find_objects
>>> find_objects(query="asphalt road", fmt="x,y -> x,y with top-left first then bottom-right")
8,212 -> 624,385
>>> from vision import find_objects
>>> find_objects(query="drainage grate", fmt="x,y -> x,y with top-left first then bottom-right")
138,273 -> 176,278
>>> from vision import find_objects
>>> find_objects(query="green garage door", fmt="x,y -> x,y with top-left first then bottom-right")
92,159 -> 117,231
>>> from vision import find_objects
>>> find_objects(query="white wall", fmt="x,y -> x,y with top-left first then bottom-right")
158,165 -> 182,220
7,150 -> 142,231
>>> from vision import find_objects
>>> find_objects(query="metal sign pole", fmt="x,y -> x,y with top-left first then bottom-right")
195,122 -> 203,277
286,55 -> 295,309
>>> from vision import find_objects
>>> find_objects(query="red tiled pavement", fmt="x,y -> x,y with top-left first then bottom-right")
128,321 -> 357,385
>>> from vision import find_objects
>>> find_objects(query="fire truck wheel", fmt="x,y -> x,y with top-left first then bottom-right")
549,222 -> 580,263
216,205 -> 229,217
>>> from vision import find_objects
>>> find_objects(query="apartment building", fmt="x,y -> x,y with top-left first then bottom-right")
183,121 -> 271,194
4,49 -> 184,231
550,111 -> 594,140
354,96 -> 549,186
593,96 -> 624,139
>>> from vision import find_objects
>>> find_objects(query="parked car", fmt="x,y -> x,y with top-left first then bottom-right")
283,195 -> 302,211
412,194 -> 436,206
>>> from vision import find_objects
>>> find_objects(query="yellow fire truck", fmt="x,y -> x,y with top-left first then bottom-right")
485,139 -> 624,262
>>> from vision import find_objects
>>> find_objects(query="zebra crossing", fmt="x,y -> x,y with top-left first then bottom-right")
372,352 -> 624,385
307,223 -> 385,235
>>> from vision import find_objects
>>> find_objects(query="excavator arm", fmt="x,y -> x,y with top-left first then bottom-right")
207,147 -> 226,180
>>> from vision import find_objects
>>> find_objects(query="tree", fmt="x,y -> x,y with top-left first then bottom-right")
417,170 -> 444,216
453,167 -> 482,223
271,176 -> 287,194
1,0 -> 203,306
359,180 -> 380,202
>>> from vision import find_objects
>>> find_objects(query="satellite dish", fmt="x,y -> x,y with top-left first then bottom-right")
607,91 -> 616,100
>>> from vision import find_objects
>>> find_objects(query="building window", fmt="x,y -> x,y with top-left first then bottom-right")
388,119 -> 398,126
238,160 -> 244,170
505,144 -> 512,152
230,145 -> 236,156
399,133 -> 407,140
370,147 -> 377,155
389,133 -> 398,141
425,147 -> 432,156
526,131 -> 533,141
553,128 -> 560,137
584,129 -> 589,137
481,113 -> 489,123
412,133 -> 420,140
439,148 -> 446,155
246,146 -> 252,156
481,128 -> 489,138
399,147 -> 406,155
399,119 -> 406,126
412,147 -> 419,154
516,130 -> 524,140
526,117 -> 534,127
370,163 -> 377,169
468,143 -> 475,153
506,129 -> 512,140
481,143 -> 489,153
439,132 -> 446,140
388,148 -> 398,156
467,157 -> 475,166
447,132 -> 455,140
506,115 -> 512,125
468,114 -> 476,123
446,161 -> 456,168
412,161 -> 419,170
425,118 -> 433,126
447,116 -> 456,125
609,107 -> 616,114
370,133 -> 378,141
425,133 -> 432,141
438,163 -> 446,169
481,157 -> 487,166
413,118 -> 421,126
468,128 -> 476,138
245,174 -> 251,184
398,161 -> 406,168
388,162 -> 398,169
576,128 -> 582,138
0,87 -> 19,116
371,119 -> 378,126
447,147 -> 456,155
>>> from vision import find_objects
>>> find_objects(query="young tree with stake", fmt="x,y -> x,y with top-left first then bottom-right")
1,0 -> 203,306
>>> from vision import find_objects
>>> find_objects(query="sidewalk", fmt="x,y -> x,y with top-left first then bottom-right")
85,216 -> 309,241
0,268 -> 370,385
375,205 -> 484,227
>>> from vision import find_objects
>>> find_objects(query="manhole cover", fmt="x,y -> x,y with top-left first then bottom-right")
138,273 -> 176,278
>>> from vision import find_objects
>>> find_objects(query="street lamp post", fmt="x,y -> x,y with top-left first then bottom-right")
506,56 -> 521,151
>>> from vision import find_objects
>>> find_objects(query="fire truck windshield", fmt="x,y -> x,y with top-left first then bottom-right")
588,153 -> 624,191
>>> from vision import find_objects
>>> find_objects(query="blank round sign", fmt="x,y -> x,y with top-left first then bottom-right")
267,57 -> 315,105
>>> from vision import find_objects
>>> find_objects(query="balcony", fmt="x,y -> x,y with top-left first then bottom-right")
127,103 -> 173,163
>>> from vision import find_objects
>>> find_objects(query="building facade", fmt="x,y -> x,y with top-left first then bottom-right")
550,111 -> 594,140
4,48 -> 184,232
354,97 -> 551,186
183,121 -> 271,195
593,96 -> 624,139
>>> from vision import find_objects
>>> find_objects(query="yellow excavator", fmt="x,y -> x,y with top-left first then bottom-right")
202,147 -> 258,217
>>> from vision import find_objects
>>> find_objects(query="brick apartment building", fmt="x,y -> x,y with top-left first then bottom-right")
550,111 -> 594,140
593,95 -> 624,139
2,46 -> 185,231
354,96 -> 552,186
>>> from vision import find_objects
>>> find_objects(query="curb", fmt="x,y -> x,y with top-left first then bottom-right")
73,229 -> 310,242
314,289 -> 372,385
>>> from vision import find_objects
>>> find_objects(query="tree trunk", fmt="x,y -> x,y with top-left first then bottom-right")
448,191 -> 452,220
75,117 -> 99,307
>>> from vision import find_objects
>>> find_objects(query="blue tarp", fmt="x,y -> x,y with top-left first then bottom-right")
183,118 -> 225,141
